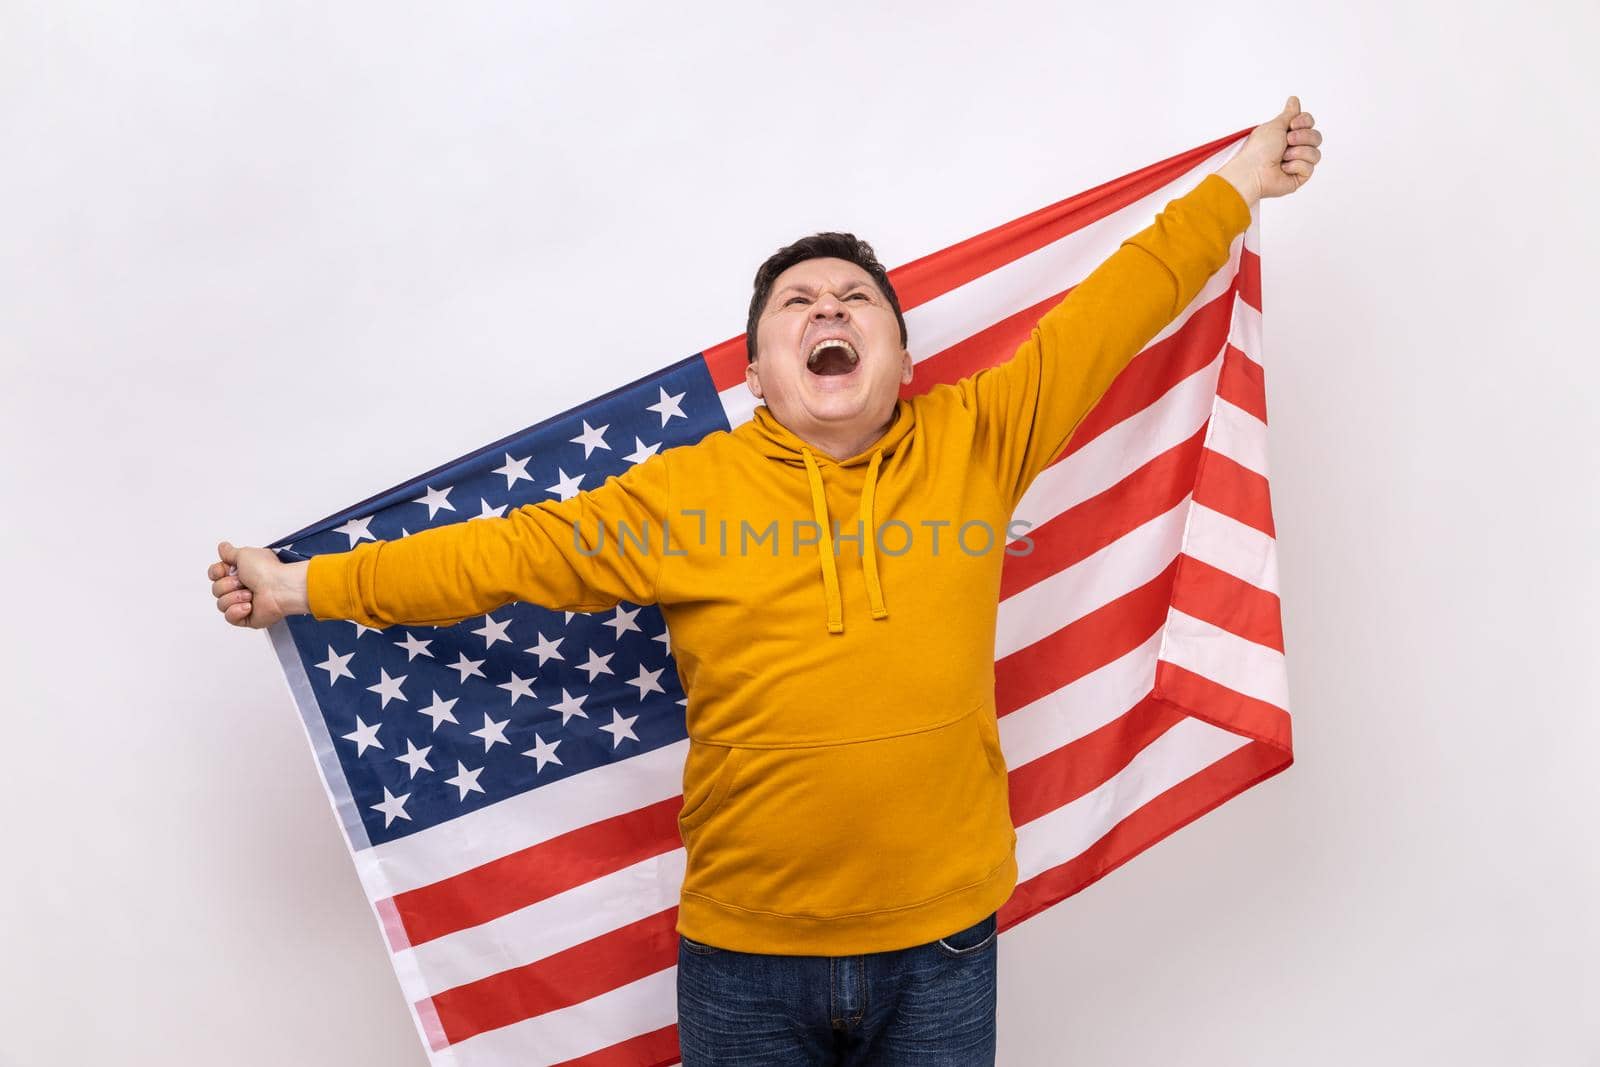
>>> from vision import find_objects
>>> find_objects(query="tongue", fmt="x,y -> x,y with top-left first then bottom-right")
809,349 -> 857,376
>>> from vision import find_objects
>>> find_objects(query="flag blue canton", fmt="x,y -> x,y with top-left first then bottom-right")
273,355 -> 728,845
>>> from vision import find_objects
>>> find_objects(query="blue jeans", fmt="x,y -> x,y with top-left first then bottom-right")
676,911 -> 998,1066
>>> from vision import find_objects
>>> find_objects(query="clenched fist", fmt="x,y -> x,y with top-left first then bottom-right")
208,540 -> 309,629
1217,95 -> 1324,204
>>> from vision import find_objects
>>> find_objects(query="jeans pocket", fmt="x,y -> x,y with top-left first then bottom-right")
680,934 -> 721,957
935,911 -> 998,958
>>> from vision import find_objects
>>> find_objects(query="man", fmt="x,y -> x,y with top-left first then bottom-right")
209,97 -> 1320,1065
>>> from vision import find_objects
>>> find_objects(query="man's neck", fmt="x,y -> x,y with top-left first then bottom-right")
791,415 -> 896,463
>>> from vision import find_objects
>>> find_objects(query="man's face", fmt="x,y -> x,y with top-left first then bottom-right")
745,257 -> 912,453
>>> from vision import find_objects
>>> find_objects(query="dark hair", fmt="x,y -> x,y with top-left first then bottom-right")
745,232 -> 907,363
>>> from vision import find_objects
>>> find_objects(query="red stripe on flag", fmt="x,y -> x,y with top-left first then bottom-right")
1217,342 -> 1267,423
703,338 -> 748,393
1194,450 -> 1276,538
549,1024 -> 681,1067
386,797 -> 682,949
1155,661 -> 1292,750
424,908 -> 680,1048
1170,555 -> 1285,653
1238,245 -> 1262,312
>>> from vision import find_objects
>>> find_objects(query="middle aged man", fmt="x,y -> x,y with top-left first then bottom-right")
209,97 -> 1321,1066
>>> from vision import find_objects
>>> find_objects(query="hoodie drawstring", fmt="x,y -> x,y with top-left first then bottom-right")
800,447 -> 844,634
860,449 -> 888,621
800,445 -> 889,634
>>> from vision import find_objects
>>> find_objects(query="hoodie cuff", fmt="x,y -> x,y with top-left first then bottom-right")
307,548 -> 367,624
1198,171 -> 1254,235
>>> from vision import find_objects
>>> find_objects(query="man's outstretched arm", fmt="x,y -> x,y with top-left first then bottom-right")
208,451 -> 672,630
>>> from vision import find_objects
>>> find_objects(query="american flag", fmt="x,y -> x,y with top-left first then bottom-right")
268,125 -> 1294,1067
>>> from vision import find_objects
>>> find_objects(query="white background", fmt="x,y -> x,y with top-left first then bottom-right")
3,2 -> 1596,1064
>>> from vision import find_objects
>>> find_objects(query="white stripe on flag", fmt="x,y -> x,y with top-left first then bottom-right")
1206,396 -> 1271,478
1159,608 -> 1291,708
1183,502 -> 1281,595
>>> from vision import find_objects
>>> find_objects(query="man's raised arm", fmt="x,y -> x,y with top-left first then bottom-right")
955,97 -> 1320,509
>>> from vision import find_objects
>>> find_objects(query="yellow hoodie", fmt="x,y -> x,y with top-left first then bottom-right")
307,172 -> 1252,956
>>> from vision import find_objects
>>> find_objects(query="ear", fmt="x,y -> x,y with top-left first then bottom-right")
900,349 -> 913,384
745,360 -> 764,399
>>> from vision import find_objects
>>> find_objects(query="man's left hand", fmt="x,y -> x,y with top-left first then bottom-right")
1218,96 -> 1323,205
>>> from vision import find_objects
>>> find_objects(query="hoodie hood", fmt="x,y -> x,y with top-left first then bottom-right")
741,402 -> 918,634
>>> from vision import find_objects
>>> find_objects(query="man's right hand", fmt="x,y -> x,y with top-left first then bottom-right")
208,540 -> 310,629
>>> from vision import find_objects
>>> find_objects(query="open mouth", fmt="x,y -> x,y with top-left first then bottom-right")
806,338 -> 860,377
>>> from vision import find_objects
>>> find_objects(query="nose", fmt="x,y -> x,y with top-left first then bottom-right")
812,291 -> 848,321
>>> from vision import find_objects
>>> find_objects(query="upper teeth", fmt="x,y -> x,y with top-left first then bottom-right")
808,338 -> 858,364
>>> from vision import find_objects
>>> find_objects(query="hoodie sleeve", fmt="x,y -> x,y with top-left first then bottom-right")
305,451 -> 672,629
956,172 -> 1253,510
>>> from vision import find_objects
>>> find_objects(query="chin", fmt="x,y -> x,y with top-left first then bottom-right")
803,394 -> 872,423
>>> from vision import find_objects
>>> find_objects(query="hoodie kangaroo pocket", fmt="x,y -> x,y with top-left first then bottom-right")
679,705 -> 1015,919
678,742 -> 748,834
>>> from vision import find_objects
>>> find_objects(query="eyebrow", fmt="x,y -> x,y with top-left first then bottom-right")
772,280 -> 872,299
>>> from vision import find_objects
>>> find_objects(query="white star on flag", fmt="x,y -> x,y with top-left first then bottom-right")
569,419 -> 611,459
646,386 -> 686,425
472,613 -> 514,648
604,605 -> 642,639
396,632 -> 434,661
598,708 -> 639,748
627,664 -> 666,701
341,717 -> 382,756
396,739 -> 433,779
370,787 -> 411,827
475,499 -> 508,520
417,692 -> 460,731
315,646 -> 355,684
578,649 -> 614,681
471,713 -> 512,751
525,632 -> 564,666
493,452 -> 533,489
366,669 -> 409,709
449,654 -> 486,683
497,672 -> 537,706
548,688 -> 588,725
522,733 -> 562,774
623,437 -> 660,465
334,516 -> 376,547
445,762 -> 485,801
413,485 -> 455,520
547,469 -> 583,501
